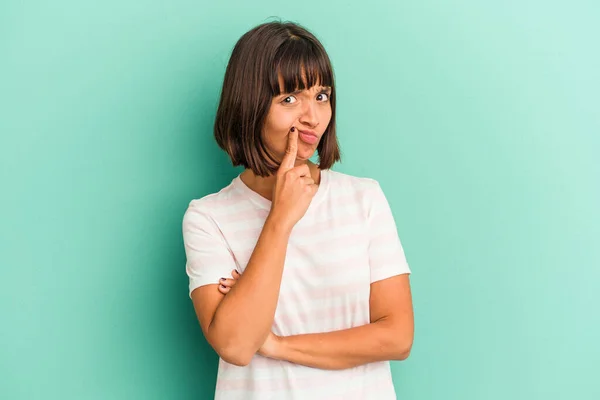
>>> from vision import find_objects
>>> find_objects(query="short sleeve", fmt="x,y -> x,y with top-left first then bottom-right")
366,181 -> 411,283
182,202 -> 238,298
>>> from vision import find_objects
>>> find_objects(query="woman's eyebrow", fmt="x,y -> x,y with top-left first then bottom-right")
277,88 -> 302,96
280,86 -> 332,96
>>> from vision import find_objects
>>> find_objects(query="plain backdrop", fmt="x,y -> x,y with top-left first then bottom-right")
1,1 -> 599,399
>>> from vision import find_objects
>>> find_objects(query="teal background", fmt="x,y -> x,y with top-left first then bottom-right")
1,0 -> 599,399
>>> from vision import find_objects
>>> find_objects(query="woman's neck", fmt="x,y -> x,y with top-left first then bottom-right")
240,161 -> 321,202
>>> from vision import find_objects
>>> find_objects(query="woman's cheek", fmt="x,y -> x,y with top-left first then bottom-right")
319,107 -> 332,127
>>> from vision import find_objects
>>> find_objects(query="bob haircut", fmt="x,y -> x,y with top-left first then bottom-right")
214,21 -> 341,177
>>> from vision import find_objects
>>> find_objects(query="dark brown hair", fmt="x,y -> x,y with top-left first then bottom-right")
214,21 -> 341,177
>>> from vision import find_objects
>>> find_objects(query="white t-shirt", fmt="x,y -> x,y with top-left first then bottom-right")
182,168 -> 411,399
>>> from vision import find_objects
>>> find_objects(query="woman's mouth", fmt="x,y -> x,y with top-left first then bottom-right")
298,129 -> 319,144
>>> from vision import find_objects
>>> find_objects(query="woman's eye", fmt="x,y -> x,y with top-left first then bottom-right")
317,93 -> 330,102
282,95 -> 297,104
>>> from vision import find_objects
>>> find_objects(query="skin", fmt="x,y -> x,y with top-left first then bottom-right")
216,82 -> 415,370
239,82 -> 333,200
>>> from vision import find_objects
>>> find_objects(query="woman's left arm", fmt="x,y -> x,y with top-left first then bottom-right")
261,273 -> 414,370
218,180 -> 415,370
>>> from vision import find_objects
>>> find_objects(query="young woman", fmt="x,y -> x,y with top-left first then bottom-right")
182,21 -> 414,399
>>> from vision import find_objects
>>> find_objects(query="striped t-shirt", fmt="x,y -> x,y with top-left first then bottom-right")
182,168 -> 411,399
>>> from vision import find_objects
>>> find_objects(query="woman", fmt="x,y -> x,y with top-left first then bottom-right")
182,21 -> 414,399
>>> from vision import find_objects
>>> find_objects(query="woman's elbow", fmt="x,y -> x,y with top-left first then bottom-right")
207,327 -> 257,366
215,343 -> 255,367
396,346 -> 412,360
391,335 -> 413,361
220,351 -> 253,367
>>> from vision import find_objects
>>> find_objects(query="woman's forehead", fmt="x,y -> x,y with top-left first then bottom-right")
273,60 -> 333,93
275,72 -> 331,94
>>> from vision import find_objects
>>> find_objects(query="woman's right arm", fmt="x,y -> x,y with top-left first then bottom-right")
190,128 -> 316,366
192,215 -> 290,366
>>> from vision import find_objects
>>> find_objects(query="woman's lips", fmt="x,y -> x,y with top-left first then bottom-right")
298,130 -> 319,144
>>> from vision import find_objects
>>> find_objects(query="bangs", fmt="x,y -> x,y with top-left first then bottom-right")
269,37 -> 334,95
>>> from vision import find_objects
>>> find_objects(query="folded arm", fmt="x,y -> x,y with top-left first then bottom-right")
210,181 -> 414,369
248,273 -> 414,370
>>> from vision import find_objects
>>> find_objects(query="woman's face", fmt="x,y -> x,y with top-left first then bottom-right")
262,83 -> 333,165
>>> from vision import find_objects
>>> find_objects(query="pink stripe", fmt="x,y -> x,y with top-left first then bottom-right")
273,303 -> 368,330
232,250 -> 368,280
216,362 -> 379,391
213,207 -> 270,224
277,280 -> 368,307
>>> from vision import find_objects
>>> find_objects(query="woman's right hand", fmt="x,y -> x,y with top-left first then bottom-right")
269,127 -> 318,230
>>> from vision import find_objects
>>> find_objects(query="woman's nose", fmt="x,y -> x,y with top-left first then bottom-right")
299,101 -> 319,128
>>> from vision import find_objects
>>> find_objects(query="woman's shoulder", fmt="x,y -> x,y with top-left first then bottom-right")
184,178 -> 243,219
325,169 -> 382,194
324,169 -> 393,214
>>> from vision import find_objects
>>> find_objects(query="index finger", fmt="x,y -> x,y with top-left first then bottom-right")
279,127 -> 298,172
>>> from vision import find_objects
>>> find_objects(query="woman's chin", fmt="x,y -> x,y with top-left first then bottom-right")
297,150 -> 316,161
297,144 -> 317,158
275,146 -> 316,163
